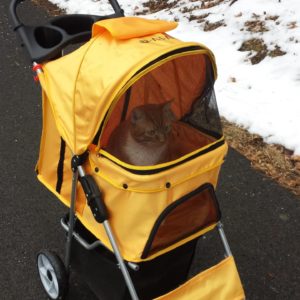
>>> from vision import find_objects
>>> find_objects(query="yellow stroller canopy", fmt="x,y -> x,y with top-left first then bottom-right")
37,17 -> 217,155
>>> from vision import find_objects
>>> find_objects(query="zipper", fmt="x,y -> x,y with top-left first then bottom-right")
100,139 -> 225,175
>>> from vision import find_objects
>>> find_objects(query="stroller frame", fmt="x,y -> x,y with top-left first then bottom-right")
10,1 -> 244,299
62,159 -> 233,300
67,164 -> 139,299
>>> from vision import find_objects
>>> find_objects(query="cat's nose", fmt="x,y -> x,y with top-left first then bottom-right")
157,133 -> 165,142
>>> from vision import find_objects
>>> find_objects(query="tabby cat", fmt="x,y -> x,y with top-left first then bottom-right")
106,102 -> 175,166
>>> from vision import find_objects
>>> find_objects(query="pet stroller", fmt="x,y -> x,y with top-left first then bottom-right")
10,0 -> 245,299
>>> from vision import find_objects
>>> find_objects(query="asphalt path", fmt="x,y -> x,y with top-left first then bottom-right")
0,1 -> 299,299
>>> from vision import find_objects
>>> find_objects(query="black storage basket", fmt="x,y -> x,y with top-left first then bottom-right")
69,216 -> 198,300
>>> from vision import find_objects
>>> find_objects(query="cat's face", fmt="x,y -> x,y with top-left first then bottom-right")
130,102 -> 175,145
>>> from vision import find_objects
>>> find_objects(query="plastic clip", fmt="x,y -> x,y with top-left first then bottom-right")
32,63 -> 42,83
32,64 -> 43,72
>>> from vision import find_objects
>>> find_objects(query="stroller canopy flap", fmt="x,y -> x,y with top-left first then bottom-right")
92,17 -> 178,40
38,17 -> 216,155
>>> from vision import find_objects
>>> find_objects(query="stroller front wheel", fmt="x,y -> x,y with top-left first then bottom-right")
37,250 -> 68,300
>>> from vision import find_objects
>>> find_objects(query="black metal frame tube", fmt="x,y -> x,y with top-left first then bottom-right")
64,170 -> 78,274
9,0 -> 24,29
109,0 -> 124,15
9,0 -> 124,29
9,0 -> 124,62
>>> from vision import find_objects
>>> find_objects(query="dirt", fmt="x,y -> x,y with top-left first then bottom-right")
141,0 -> 180,13
204,20 -> 225,31
268,45 -> 286,57
239,38 -> 267,52
200,0 -> 228,9
238,38 -> 268,64
265,15 -> 279,22
138,0 -> 230,17
287,21 -> 297,29
180,6 -> 201,14
245,19 -> 269,33
238,38 -> 286,64
31,0 -> 65,16
222,119 -> 300,197
188,13 -> 210,23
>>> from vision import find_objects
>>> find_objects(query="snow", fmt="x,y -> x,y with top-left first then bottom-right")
49,0 -> 300,154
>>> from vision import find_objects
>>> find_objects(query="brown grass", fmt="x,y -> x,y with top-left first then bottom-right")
238,38 -> 286,64
268,45 -> 286,57
245,20 -> 269,33
189,13 -> 210,23
222,119 -> 300,197
142,0 -> 180,13
201,0 -> 228,9
31,0 -> 65,16
204,20 -> 225,31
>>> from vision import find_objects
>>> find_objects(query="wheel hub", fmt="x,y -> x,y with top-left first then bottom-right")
37,254 -> 59,299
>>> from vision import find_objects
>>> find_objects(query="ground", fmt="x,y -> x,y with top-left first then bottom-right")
223,119 -> 300,196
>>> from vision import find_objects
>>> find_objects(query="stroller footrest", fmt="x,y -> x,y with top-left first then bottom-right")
154,256 -> 245,300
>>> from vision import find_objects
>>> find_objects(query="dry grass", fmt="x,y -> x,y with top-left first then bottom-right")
180,6 -> 201,14
139,0 -> 230,16
31,0 -> 65,16
238,38 -> 268,64
222,119 -> 300,197
142,0 -> 180,13
268,45 -> 286,57
201,0 -> 228,9
204,20 -> 225,31
188,13 -> 210,23
245,19 -> 269,33
238,38 -> 286,64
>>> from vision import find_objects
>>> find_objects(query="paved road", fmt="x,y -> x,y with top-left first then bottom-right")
0,1 -> 299,299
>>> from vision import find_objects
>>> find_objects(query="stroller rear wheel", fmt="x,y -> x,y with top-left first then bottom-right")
37,250 -> 68,300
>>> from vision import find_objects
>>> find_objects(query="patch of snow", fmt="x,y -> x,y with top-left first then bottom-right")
49,0 -> 300,155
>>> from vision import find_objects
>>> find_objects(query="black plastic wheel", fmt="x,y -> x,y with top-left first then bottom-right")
37,250 -> 68,300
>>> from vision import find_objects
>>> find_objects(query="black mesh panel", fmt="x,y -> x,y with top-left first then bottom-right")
182,62 -> 223,139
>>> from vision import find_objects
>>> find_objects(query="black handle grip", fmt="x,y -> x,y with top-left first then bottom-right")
9,0 -> 24,30
9,0 -> 124,62
108,0 -> 124,16
80,175 -> 108,223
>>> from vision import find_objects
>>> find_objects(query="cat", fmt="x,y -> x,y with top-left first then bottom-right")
106,102 -> 176,166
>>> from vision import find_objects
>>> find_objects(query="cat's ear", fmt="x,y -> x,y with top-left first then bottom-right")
163,100 -> 176,121
131,107 -> 145,124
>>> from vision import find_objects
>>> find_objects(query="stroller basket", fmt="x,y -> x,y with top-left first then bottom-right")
10,1 -> 245,299
63,215 -> 198,300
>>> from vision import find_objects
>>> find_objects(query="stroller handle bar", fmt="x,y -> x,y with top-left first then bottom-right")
9,0 -> 124,63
